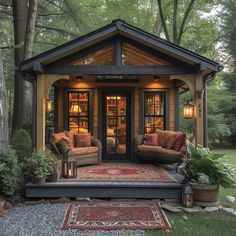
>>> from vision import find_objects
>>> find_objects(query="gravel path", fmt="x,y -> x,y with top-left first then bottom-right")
0,203 -> 145,236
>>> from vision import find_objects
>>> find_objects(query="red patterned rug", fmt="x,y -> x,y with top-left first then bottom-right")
60,163 -> 176,183
62,201 -> 171,230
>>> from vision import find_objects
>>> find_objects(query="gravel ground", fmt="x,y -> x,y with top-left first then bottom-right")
0,203 -> 146,236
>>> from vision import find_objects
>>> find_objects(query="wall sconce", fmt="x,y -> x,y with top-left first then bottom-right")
183,100 -> 194,119
182,184 -> 193,208
154,75 -> 160,82
62,160 -> 77,179
46,99 -> 53,112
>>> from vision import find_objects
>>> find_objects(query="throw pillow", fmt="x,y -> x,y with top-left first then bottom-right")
52,132 -> 66,144
62,136 -> 73,150
144,133 -> 158,146
65,131 -> 74,148
155,129 -> 166,146
173,133 -> 187,151
74,133 -> 91,147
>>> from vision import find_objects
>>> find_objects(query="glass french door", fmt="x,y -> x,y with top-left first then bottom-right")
102,92 -> 131,161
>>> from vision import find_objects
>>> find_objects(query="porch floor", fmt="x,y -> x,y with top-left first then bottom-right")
26,163 -> 184,199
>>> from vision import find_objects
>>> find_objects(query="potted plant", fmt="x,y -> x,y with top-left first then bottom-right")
26,150 -> 57,184
47,155 -> 62,182
181,141 -> 236,206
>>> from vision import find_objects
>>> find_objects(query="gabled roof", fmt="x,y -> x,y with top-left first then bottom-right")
20,19 -> 222,73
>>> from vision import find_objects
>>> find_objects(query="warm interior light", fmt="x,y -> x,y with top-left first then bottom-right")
70,104 -> 82,113
46,99 -> 53,112
183,102 -> 194,119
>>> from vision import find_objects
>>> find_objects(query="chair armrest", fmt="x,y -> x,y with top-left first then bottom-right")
91,137 -> 102,163
49,139 -> 61,156
135,135 -> 144,152
56,140 -> 68,159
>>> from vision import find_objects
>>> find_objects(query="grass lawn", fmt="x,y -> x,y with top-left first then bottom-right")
147,211 -> 236,236
214,149 -> 236,209
148,148 -> 236,236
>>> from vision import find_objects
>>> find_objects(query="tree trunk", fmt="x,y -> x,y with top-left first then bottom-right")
0,48 -> 9,148
12,0 -> 28,134
12,0 -> 38,134
21,0 -> 38,129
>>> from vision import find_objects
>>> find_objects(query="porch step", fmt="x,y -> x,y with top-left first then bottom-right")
26,181 -> 183,199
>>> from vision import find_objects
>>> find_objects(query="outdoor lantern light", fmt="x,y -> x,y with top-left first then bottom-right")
183,101 -> 194,119
62,160 -> 77,179
182,184 -> 193,208
46,99 -> 53,112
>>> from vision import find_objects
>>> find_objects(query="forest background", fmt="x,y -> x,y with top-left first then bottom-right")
0,0 -> 236,147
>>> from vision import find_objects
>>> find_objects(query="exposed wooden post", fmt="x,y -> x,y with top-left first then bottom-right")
170,74 -> 205,146
36,74 -> 69,150
194,74 -> 204,146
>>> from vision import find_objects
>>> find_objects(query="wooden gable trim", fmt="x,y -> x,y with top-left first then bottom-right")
20,20 -> 221,74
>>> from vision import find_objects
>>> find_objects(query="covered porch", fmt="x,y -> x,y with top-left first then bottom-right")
20,20 -> 221,198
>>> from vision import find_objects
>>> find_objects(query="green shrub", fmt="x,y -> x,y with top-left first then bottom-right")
0,148 -> 20,197
26,150 -> 56,179
11,129 -> 32,162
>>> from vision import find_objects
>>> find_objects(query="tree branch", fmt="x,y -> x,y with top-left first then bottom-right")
35,40 -> 59,46
157,0 -> 170,41
36,24 -> 78,37
177,0 -> 196,44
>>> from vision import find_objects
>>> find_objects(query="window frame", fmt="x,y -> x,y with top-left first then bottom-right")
64,88 -> 94,134
139,89 -> 169,134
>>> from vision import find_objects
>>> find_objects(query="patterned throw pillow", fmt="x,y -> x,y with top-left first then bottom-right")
155,129 -> 166,147
144,133 -> 158,146
65,131 -> 74,148
74,133 -> 91,147
52,132 -> 66,143
52,131 -> 73,150
173,133 -> 187,151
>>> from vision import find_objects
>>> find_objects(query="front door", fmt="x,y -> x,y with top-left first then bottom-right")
102,91 -> 131,161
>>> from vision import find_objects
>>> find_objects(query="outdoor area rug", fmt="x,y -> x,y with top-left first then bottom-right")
60,163 -> 176,183
61,201 -> 171,230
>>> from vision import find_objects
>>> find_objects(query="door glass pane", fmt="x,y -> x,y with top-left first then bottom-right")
118,137 -> 126,153
107,118 -> 116,135
117,117 -> 126,136
106,95 -> 127,155
117,97 -> 126,115
79,117 -> 88,133
107,97 -> 117,116
107,137 -> 117,153
69,117 -> 78,133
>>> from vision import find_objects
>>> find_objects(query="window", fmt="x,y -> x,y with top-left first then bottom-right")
144,92 -> 165,134
68,92 -> 89,133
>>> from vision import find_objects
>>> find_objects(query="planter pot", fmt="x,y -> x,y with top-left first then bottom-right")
47,160 -> 62,182
191,184 -> 219,206
32,176 -> 46,185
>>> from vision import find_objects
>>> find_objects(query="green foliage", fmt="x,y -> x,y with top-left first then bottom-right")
183,141 -> 236,187
11,129 -> 32,162
0,148 -> 20,197
26,150 -> 57,179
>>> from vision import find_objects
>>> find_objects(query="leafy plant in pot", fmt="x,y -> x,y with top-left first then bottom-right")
181,141 -> 236,206
26,150 -> 57,184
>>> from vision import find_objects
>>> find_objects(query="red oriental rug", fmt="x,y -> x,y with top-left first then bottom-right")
61,201 -> 171,230
60,163 -> 176,183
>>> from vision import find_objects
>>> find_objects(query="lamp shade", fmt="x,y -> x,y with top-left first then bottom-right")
183,102 -> 194,119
